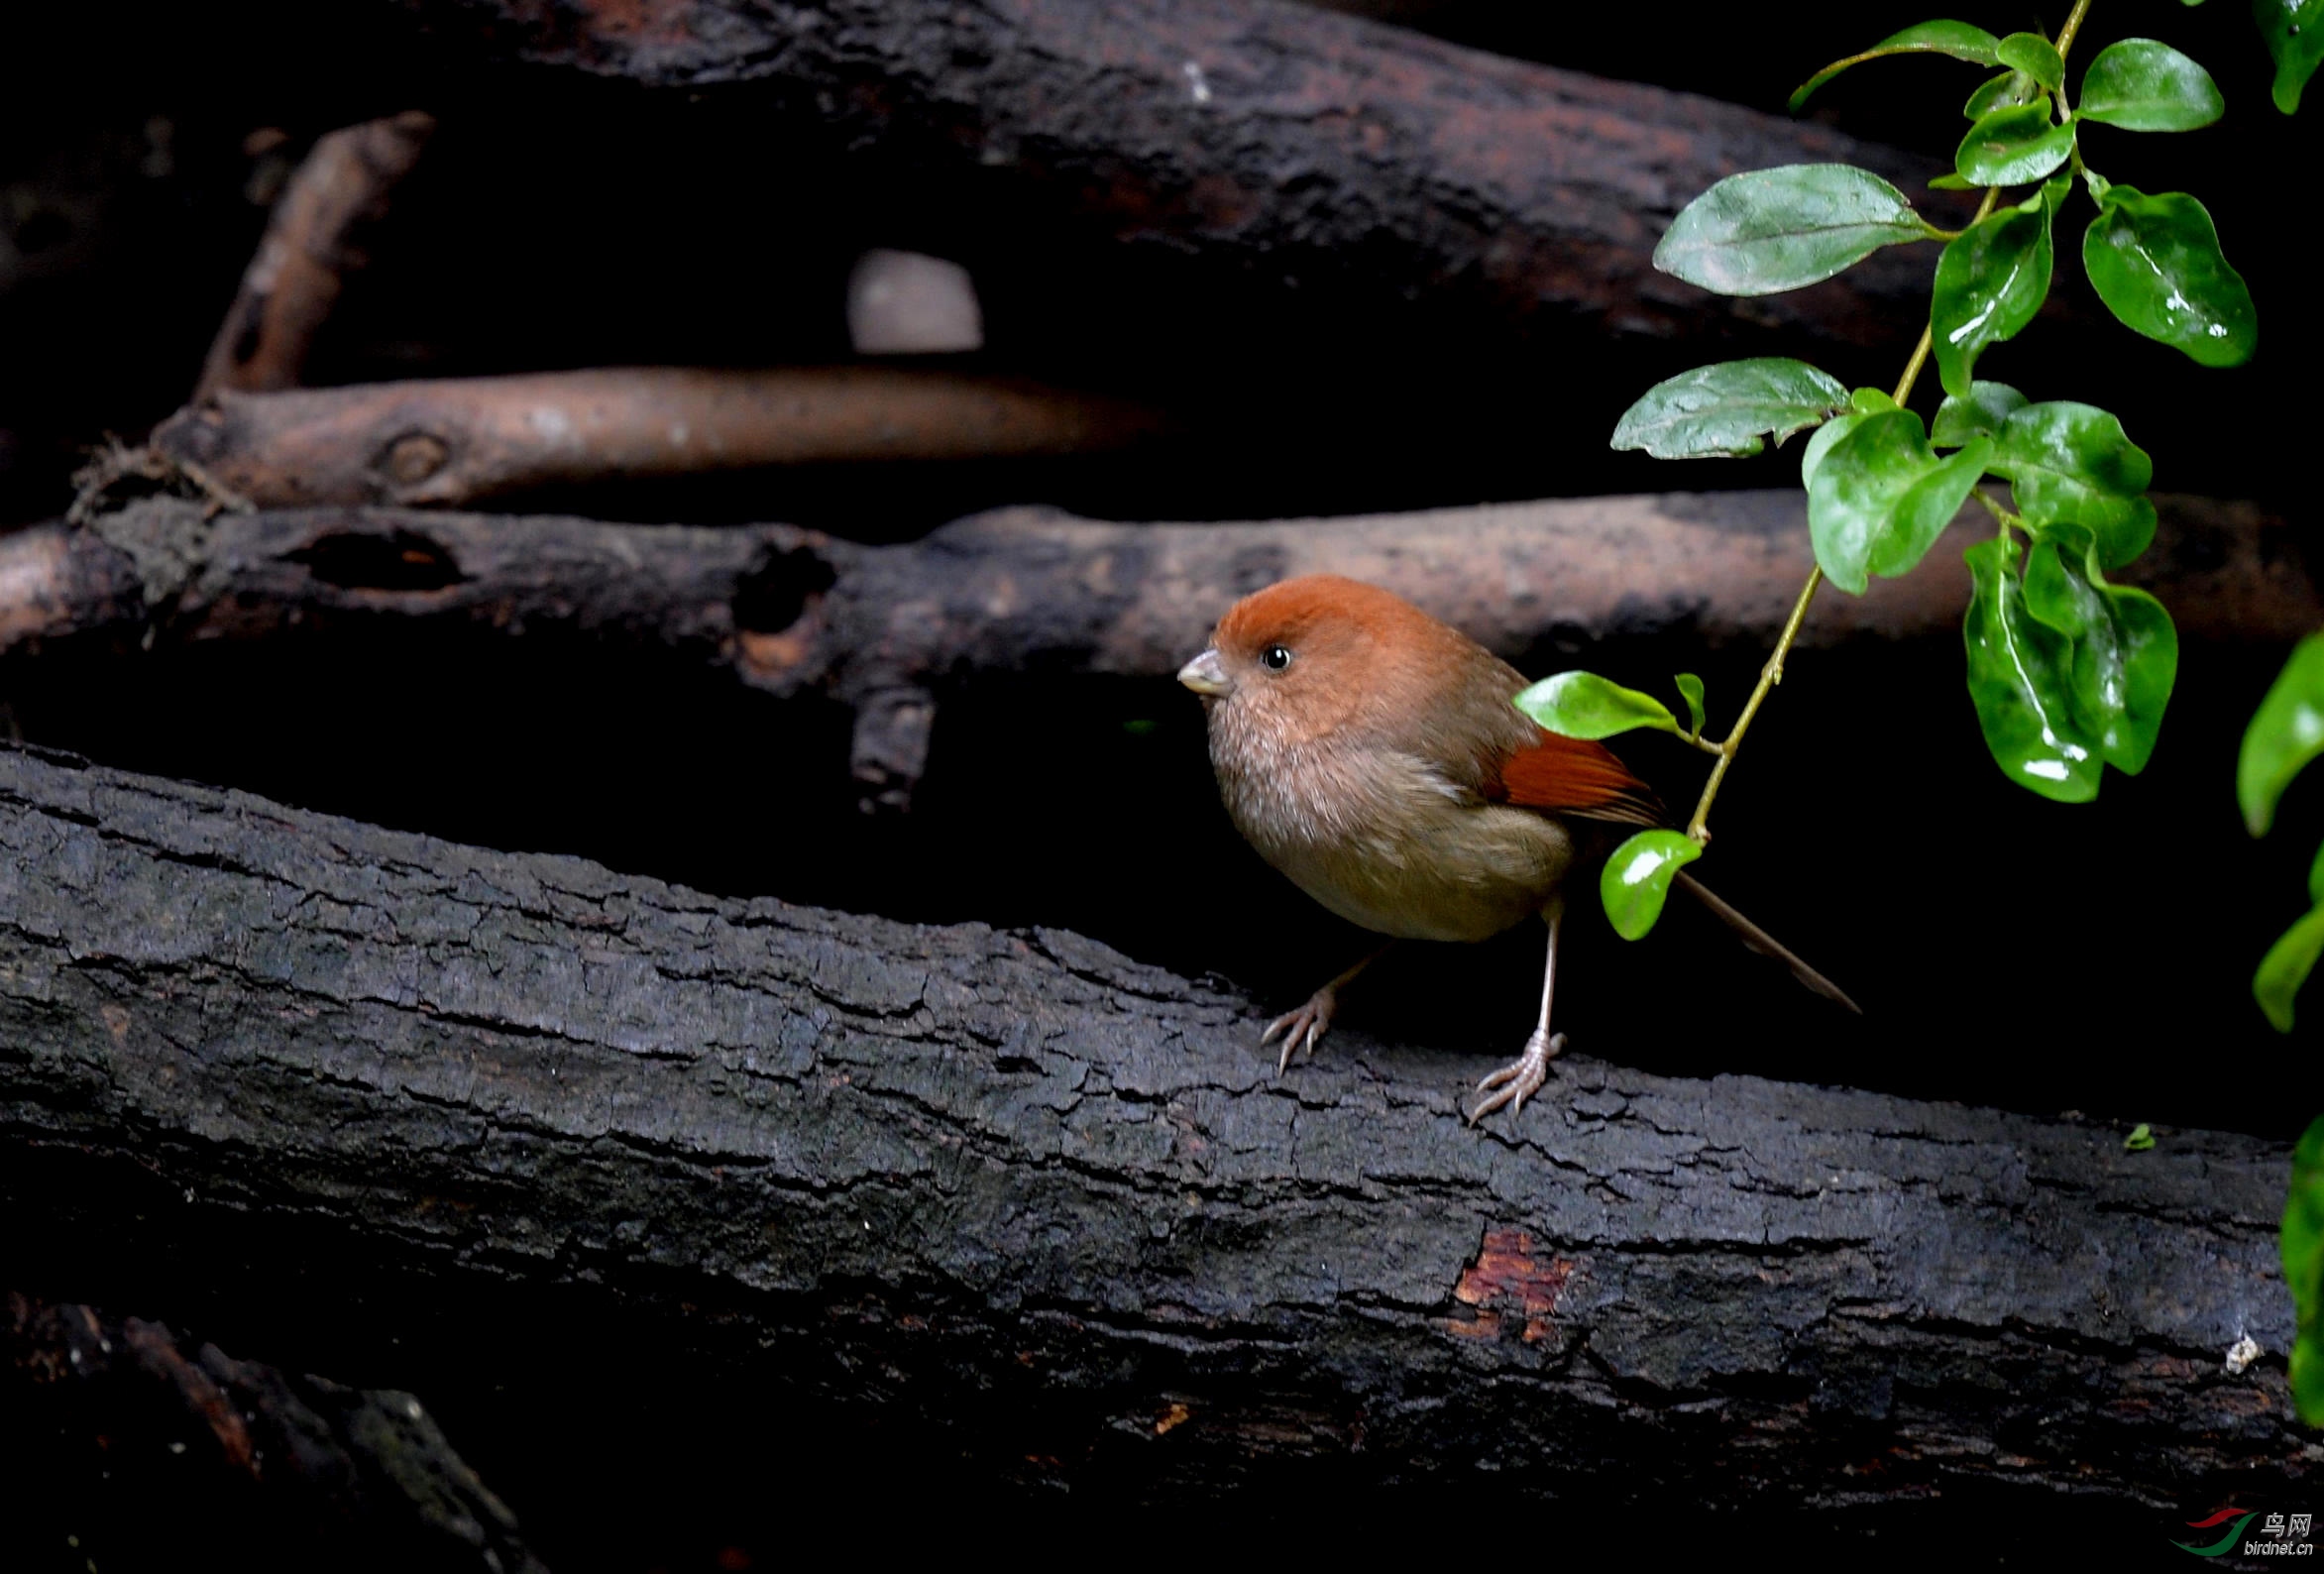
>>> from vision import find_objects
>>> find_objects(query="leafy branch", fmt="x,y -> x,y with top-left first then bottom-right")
1516,1 -> 2269,947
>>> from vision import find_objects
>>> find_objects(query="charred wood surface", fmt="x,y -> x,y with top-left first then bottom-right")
2,1293 -> 543,1573
151,370 -> 1168,509
3,493 -> 2312,806
0,742 -> 2302,1510
393,0 -> 1972,365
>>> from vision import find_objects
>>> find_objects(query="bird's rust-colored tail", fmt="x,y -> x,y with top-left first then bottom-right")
1675,872 -> 1860,1014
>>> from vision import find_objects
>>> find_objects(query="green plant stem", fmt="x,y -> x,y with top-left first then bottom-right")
1683,178 -> 2008,843
2054,0 -> 2094,62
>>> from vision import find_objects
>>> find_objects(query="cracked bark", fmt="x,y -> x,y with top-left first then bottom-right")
0,741 -> 2304,1512
4,493 -> 2313,808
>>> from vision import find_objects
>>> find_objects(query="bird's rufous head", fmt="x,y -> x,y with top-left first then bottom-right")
1178,574 -> 1450,741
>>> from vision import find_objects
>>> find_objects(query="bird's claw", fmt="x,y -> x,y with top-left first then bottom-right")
1467,1030 -> 1565,1126
1261,989 -> 1336,1075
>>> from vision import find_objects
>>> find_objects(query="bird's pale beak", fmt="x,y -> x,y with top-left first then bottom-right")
1177,647 -> 1230,696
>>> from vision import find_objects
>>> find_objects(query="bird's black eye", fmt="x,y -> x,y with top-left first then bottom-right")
1262,644 -> 1292,671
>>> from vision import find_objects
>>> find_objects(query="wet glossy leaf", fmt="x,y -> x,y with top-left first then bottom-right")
1987,401 -> 2156,567
2259,906 -> 2324,1032
1931,182 -> 2059,397
1932,379 -> 2028,445
1963,534 -> 2101,800
2239,632 -> 2324,835
1654,166 -> 1930,295
1790,21 -> 2003,109
1512,671 -> 1681,740
2077,39 -> 2224,129
1808,410 -> 1991,594
2258,0 -> 2324,112
1799,411 -> 1868,490
2083,187 -> 2256,366
1995,31 -> 2063,90
1929,171 -> 1978,190
1674,673 -> 1707,737
1956,102 -> 2076,184
1601,830 -> 1703,942
2124,1122 -> 2157,1151
2020,537 -> 2177,773
2285,1118 -> 2324,1423
1610,359 -> 1851,458
1964,68 -> 2036,119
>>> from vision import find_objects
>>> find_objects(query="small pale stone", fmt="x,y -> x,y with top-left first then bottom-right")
846,249 -> 983,355
2226,1334 -> 2263,1375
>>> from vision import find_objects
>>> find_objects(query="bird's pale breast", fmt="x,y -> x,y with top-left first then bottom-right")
1212,724 -> 1573,944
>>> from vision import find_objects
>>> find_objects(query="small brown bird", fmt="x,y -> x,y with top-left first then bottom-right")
1177,574 -> 1854,1123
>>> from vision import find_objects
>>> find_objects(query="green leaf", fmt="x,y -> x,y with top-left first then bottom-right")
1964,69 -> 2035,119
1808,410 -> 1991,594
1995,32 -> 2063,90
1930,182 -> 2059,397
1512,671 -> 1681,740
1654,166 -> 1931,296
2077,39 -> 2225,130
1790,21 -> 2004,109
1932,380 -> 2028,446
2239,632 -> 2324,835
1609,358 -> 1851,458
2082,186 -> 2257,366
1601,831 -> 1703,942
2285,1117 -> 2324,1425
1962,534 -> 2101,800
1799,412 -> 1866,490
2124,1122 -> 2157,1151
2259,906 -> 2324,1032
2258,0 -> 2324,112
1674,673 -> 1707,738
2308,837 -> 2324,906
2019,536 -> 2178,773
1987,400 -> 2156,567
1955,102 -> 2076,185
1928,171 -> 1978,190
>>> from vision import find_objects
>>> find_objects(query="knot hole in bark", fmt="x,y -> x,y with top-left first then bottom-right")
732,545 -> 837,637
283,528 -> 466,592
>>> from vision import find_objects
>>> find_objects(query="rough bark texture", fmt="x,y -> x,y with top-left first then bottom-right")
394,0 -> 1972,362
3,491 -> 2311,806
153,369 -> 1167,509
0,741 -> 2303,1510
2,1293 -> 544,1573
192,113 -> 438,402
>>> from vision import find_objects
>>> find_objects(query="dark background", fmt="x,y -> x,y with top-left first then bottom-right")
2,1 -> 2316,1566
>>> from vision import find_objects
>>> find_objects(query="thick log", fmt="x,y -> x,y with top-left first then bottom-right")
393,0 -> 1970,364
152,369 -> 1168,508
4,492 -> 2312,806
192,113 -> 438,403
2,1293 -> 544,1573
0,741 -> 2303,1513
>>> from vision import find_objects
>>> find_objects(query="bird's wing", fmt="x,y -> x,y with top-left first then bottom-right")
1483,729 -> 1666,828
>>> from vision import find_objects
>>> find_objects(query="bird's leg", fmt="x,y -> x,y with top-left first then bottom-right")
1469,902 -> 1566,1125
1261,941 -> 1394,1074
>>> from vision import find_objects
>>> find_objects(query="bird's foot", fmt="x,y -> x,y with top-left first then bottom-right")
1467,1030 -> 1565,1126
1260,986 -> 1339,1074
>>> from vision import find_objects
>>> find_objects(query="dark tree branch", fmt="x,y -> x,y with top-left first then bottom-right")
3,493 -> 2311,807
3,1292 -> 545,1572
0,742 -> 2301,1512
391,0 -> 1973,364
152,369 -> 1167,509
193,112 -> 438,403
